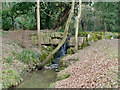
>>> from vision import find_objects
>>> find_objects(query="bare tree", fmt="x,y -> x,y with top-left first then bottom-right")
39,0 -> 75,68
37,0 -> 41,48
75,0 -> 82,52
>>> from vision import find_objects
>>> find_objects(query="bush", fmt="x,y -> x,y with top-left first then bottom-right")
67,47 -> 75,54
15,49 -> 41,67
6,56 -> 13,63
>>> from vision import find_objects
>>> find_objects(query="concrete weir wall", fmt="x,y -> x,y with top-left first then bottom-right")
30,30 -> 86,47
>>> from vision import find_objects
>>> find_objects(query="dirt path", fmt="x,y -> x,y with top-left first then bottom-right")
55,39 -> 119,88
3,30 -> 37,48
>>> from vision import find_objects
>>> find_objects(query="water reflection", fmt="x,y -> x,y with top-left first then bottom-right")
17,70 -> 56,88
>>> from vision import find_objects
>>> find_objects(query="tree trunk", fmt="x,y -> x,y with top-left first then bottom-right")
46,2 -> 50,29
18,21 -> 27,30
81,20 -> 84,31
39,0 -> 75,69
75,0 -> 82,52
37,0 -> 41,49
34,7 -> 37,30
52,8 -> 55,28
53,6 -> 71,30
11,17 -> 15,30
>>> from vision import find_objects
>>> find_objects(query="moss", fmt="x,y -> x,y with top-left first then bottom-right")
118,34 -> 120,39
58,59 -> 68,71
78,32 -> 88,37
57,72 -> 71,81
41,46 -> 54,65
106,35 -> 112,39
49,83 -> 57,88
31,36 -> 38,45
67,47 -> 75,54
79,40 -> 88,50
90,33 -> 98,42
41,53 -> 48,62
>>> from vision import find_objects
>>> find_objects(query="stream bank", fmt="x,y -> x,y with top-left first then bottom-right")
2,31 -> 120,88
2,40 -> 55,88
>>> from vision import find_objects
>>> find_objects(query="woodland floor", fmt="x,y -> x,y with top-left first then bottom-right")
55,39 -> 119,88
2,30 -> 37,48
2,31 -> 119,88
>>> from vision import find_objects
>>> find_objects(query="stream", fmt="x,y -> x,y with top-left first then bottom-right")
16,42 -> 67,88
17,70 -> 56,88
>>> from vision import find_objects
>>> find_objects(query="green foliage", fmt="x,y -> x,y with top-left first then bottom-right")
79,40 -> 88,50
93,2 -> 119,32
57,72 -> 70,81
49,83 -> 57,88
31,35 -> 38,45
58,59 -> 68,71
2,64 -> 21,88
15,49 -> 41,67
78,32 -> 89,37
41,46 -> 54,65
41,53 -> 48,62
90,33 -> 98,42
67,47 -> 75,54
2,2 -> 119,32
6,56 -> 13,63
2,2 -> 71,30
1,31 -> 8,37
2,10 -> 12,30
106,35 -> 111,39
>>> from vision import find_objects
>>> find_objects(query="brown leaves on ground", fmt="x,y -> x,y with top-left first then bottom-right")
55,39 -> 118,88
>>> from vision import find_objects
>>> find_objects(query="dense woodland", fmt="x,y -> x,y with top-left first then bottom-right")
2,2 -> 120,33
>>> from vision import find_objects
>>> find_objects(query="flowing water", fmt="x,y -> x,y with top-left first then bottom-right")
16,42 -> 67,88
52,41 -> 67,65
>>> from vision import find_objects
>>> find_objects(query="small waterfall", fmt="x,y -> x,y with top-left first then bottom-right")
50,40 -> 67,70
52,42 -> 67,64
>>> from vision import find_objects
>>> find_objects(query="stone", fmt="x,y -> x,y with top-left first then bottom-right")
50,38 -> 61,45
78,37 -> 86,46
31,36 -> 38,45
68,37 -> 87,47
30,30 -> 64,45
30,30 -> 87,46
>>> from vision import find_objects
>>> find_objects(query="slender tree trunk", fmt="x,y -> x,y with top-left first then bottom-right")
34,7 -> 37,30
53,6 -> 71,29
46,2 -> 50,29
52,8 -> 55,29
18,21 -> 27,30
11,17 -> 15,30
39,0 -> 75,68
46,10 -> 50,29
81,20 -> 84,31
75,0 -> 82,52
37,0 -> 41,48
